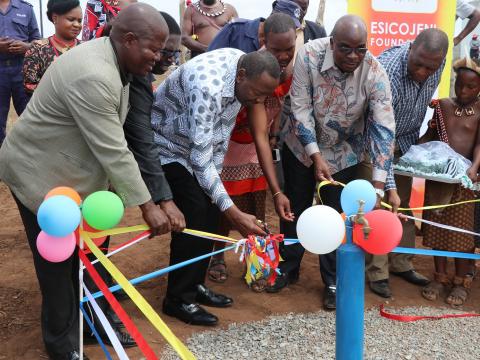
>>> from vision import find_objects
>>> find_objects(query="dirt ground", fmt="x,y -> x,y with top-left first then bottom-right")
2,181 -> 480,360
2,108 -> 480,360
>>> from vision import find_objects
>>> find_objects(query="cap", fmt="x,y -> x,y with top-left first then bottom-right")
272,0 -> 302,28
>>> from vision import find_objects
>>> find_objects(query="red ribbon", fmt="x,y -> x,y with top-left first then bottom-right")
79,250 -> 158,359
380,304 -> 480,322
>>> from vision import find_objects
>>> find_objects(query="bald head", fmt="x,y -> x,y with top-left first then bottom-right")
331,15 -> 367,41
110,3 -> 167,41
330,15 -> 368,73
110,3 -> 169,76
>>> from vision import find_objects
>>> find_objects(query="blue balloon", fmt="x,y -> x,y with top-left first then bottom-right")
37,195 -> 81,237
340,180 -> 377,216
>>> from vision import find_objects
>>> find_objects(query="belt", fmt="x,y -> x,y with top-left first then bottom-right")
0,58 -> 23,67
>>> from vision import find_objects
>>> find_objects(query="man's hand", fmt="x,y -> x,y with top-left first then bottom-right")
311,153 -> 334,182
139,200 -> 171,237
224,205 -> 267,237
386,189 -> 401,213
8,41 -> 30,55
273,192 -> 294,222
0,37 -> 13,53
160,200 -> 186,232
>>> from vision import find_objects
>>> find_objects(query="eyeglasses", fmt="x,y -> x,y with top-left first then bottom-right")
337,45 -> 368,55
159,49 -> 181,64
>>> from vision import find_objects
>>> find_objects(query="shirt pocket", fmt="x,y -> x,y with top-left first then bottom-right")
11,17 -> 29,40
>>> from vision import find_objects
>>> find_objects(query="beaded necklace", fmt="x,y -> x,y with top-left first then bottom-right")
194,0 -> 226,17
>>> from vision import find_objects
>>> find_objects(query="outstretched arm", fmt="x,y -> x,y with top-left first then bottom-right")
248,103 -> 294,222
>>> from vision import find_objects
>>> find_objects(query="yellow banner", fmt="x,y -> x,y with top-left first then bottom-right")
348,0 -> 457,97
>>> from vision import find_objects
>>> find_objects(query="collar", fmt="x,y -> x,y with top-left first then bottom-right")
321,38 -> 335,72
10,0 -> 20,9
109,37 -> 132,86
400,42 -> 411,80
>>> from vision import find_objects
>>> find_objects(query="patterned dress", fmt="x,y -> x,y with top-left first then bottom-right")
220,76 -> 292,222
23,37 -> 80,93
422,99 -> 476,252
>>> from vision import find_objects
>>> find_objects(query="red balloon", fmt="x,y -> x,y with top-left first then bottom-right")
353,210 -> 403,255
79,220 -> 108,250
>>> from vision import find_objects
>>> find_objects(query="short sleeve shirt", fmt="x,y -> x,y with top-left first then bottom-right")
457,0 -> 476,19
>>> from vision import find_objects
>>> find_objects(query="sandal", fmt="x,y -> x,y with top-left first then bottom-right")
208,258 -> 228,283
446,275 -> 473,307
421,272 -> 450,301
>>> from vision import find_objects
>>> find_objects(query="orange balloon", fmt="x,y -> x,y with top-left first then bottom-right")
45,186 -> 82,205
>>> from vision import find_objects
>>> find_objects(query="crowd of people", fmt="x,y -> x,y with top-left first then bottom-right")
2,0 -> 480,359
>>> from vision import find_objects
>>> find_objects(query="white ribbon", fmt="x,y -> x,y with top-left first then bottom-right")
82,283 -> 130,360
404,214 -> 480,237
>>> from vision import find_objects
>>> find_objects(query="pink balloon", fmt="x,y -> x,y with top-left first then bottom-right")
36,231 -> 76,262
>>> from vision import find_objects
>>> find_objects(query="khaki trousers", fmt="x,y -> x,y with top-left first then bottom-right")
365,173 -> 416,281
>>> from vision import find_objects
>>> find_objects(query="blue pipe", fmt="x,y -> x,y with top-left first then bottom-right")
336,218 -> 364,360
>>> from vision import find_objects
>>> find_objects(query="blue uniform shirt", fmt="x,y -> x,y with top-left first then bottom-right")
0,0 -> 40,61
208,17 -> 264,53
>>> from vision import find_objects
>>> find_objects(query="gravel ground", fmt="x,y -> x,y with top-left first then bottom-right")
162,307 -> 480,360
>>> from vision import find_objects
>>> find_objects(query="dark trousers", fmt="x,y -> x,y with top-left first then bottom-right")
12,193 -> 112,358
279,146 -> 369,287
163,162 -> 220,303
0,63 -> 30,145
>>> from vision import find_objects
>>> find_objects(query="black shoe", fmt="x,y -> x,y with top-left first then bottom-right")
84,327 -> 137,348
369,280 -> 392,298
106,308 -> 123,328
162,298 -> 218,326
50,351 -> 89,360
323,285 -> 336,310
195,284 -> 233,308
288,271 -> 300,284
391,270 -> 430,286
265,273 -> 289,293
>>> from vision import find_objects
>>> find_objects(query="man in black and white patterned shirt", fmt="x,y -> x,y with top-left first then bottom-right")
151,48 -> 280,326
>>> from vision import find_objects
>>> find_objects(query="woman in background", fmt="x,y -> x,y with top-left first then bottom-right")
23,0 -> 82,94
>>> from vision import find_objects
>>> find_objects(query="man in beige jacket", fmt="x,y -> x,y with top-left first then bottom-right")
0,4 -> 170,360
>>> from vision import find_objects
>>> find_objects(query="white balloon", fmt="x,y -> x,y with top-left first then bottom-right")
296,205 -> 345,254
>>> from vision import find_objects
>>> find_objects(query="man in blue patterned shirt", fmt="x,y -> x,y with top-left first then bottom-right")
152,49 -> 281,326
367,29 -> 448,299
273,15 -> 396,310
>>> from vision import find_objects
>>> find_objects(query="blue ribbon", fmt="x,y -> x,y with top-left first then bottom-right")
80,303 -> 112,360
82,243 -> 237,303
83,237 -> 480,304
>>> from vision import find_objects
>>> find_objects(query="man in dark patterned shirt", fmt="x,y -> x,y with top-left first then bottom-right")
367,29 -> 448,299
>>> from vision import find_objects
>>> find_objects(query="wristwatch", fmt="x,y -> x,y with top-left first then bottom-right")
374,188 -> 385,199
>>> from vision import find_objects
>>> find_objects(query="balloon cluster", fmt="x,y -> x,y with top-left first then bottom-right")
296,180 -> 402,255
36,187 -> 124,262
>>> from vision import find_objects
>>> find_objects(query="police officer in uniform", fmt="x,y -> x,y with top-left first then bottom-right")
0,0 -> 40,145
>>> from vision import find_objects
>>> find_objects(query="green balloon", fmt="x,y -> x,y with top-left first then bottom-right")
82,191 -> 124,230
